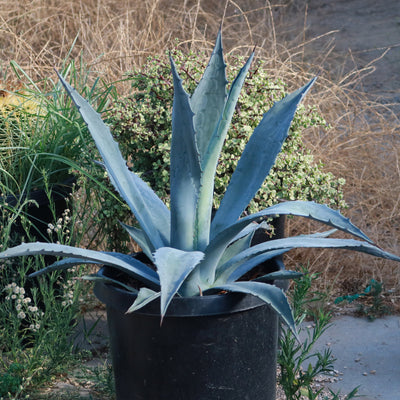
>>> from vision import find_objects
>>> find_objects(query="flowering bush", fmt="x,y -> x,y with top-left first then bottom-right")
3,282 -> 43,332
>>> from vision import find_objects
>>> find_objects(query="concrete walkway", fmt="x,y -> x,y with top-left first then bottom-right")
302,315 -> 400,399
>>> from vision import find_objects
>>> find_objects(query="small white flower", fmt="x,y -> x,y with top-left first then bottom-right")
17,311 -> 26,319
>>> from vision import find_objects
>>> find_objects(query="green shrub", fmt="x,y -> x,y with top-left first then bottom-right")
102,49 -> 346,250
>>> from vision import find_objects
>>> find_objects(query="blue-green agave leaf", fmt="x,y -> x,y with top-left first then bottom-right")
83,274 -> 139,294
217,222 -> 267,268
202,52 -> 255,170
220,229 -> 337,283
29,257 -> 103,271
154,247 -> 204,319
202,201 -> 373,285
217,236 -> 400,283
204,281 -> 297,338
0,242 -> 160,290
169,58 -> 202,251
217,249 -> 288,284
211,78 -> 316,236
217,231 -> 254,268
199,221 -> 266,285
56,71 -> 170,250
120,222 -> 155,261
195,51 -> 255,250
126,288 -> 161,313
218,201 -> 371,244
190,29 -> 227,160
253,270 -> 304,283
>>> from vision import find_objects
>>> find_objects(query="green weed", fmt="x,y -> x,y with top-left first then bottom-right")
335,279 -> 393,320
278,267 -> 360,399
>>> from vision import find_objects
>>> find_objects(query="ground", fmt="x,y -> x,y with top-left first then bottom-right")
280,0 -> 400,103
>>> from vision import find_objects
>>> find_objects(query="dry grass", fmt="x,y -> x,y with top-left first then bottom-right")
1,0 -> 399,298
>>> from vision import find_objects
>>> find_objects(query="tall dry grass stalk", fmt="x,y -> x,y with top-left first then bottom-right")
0,0 -> 280,82
1,0 -> 399,294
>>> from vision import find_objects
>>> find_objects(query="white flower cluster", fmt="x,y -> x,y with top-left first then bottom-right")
46,208 -> 72,243
4,282 -> 43,332
58,274 -> 77,307
0,258 -> 12,272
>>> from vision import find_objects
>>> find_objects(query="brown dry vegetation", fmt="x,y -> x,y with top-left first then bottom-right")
1,0 -> 399,302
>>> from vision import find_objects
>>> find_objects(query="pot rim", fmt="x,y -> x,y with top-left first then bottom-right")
94,266 -> 269,318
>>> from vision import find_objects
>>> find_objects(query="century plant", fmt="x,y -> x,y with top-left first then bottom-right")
1,31 -> 399,335
102,51 -> 345,251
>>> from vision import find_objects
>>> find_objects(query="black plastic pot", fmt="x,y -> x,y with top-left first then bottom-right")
94,267 -> 280,400
1,176 -> 76,244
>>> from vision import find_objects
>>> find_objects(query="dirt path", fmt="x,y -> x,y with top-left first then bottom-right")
280,0 -> 400,104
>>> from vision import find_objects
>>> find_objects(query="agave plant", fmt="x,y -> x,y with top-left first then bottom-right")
1,31 -> 399,336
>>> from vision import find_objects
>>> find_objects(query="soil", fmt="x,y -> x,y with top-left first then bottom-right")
279,0 -> 400,105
